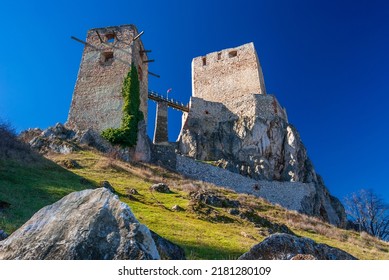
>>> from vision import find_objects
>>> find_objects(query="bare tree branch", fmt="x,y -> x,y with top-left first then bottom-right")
345,189 -> 389,241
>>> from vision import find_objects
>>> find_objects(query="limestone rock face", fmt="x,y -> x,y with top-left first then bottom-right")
0,188 -> 160,260
239,233 -> 357,260
19,122 -> 151,162
178,96 -> 312,182
178,95 -> 346,226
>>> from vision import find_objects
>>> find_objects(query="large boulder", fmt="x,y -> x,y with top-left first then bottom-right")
150,231 -> 186,260
238,233 -> 357,260
0,188 -> 160,260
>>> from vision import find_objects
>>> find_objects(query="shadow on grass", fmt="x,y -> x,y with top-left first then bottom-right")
182,243 -> 246,260
0,154 -> 96,234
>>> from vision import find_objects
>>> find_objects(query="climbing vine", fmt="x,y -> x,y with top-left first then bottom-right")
101,64 -> 143,147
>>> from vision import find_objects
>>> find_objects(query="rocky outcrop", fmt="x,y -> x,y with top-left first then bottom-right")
19,123 -> 110,154
0,188 -> 160,260
150,231 -> 186,260
178,95 -> 346,226
238,233 -> 357,260
19,123 -> 150,162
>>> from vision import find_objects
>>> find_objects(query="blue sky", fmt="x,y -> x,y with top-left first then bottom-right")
1,0 -> 388,204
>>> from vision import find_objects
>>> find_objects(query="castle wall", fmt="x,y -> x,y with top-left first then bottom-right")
192,42 -> 266,105
176,155 -> 316,214
153,101 -> 168,144
67,25 -> 148,132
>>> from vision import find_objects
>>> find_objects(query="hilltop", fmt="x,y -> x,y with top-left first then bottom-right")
1,125 -> 388,259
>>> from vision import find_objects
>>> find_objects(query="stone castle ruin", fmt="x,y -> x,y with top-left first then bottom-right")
67,25 -> 150,161
66,25 -> 346,226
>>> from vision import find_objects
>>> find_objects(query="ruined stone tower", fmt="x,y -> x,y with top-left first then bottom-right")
67,24 -> 151,161
67,25 -> 148,132
177,42 -> 346,226
192,42 -> 267,106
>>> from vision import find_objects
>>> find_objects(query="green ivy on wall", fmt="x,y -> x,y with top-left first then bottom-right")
101,64 -> 143,147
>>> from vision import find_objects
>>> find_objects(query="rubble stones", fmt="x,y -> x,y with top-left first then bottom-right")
190,190 -> 240,208
150,183 -> 171,193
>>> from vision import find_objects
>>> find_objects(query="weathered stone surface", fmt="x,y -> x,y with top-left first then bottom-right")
66,25 -> 148,133
66,25 -> 151,163
99,181 -> 115,193
192,42 -> 267,104
0,188 -> 160,260
177,94 -> 346,226
153,101 -> 168,144
151,143 -> 177,170
150,231 -> 186,260
190,190 -> 240,208
150,183 -> 171,193
291,254 -> 317,260
133,120 -> 152,162
76,128 -> 112,152
20,122 -> 151,163
238,233 -> 357,260
176,155 -> 320,220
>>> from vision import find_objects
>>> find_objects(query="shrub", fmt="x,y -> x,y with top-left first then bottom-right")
0,122 -> 33,160
101,64 -> 143,147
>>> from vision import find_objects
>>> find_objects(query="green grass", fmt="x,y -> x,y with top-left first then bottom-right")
0,156 -> 91,233
1,149 -> 389,259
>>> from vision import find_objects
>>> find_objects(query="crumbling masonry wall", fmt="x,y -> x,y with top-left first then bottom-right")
192,42 -> 267,110
67,25 -> 148,132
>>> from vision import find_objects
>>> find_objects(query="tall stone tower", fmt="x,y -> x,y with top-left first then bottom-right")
67,24 -> 150,161
192,42 -> 267,106
67,24 -> 148,132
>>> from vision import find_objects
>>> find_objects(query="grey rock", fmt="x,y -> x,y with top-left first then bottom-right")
190,190 -> 240,208
61,159 -> 81,169
99,181 -> 115,193
18,128 -> 42,143
150,183 -> 171,193
76,128 -> 112,153
28,135 -> 77,154
291,254 -> 317,260
41,123 -> 74,140
128,188 -> 139,195
150,231 -> 186,260
238,233 -> 357,260
0,188 -> 160,260
177,96 -> 346,226
229,208 -> 240,215
172,205 -> 184,211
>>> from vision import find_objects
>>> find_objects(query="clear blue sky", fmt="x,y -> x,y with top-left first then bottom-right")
1,0 -> 388,204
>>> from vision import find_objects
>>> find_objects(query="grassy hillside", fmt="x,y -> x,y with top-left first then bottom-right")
1,145 -> 389,259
